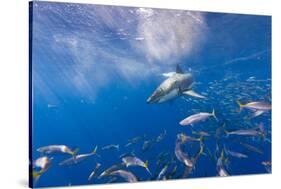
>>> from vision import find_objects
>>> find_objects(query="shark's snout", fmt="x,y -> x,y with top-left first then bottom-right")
146,96 -> 153,104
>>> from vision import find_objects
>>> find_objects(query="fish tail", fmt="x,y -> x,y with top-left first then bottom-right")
92,145 -> 98,154
32,170 -> 41,179
211,109 -> 218,121
32,168 -> 46,182
221,149 -> 225,160
236,100 -> 244,112
144,160 -> 149,169
221,123 -> 229,137
224,129 -> 230,138
260,128 -> 267,141
144,160 -> 152,175
200,143 -> 207,156
71,148 -> 80,157
199,135 -> 204,143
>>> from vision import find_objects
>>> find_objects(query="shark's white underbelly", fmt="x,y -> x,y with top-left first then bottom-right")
158,88 -> 179,103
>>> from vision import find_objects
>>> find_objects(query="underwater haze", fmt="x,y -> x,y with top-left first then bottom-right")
30,1 -> 271,188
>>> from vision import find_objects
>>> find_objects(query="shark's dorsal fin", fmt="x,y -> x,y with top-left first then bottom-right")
176,65 -> 184,74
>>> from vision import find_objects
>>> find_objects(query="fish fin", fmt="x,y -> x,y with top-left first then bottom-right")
33,171 -> 42,185
176,64 -> 184,74
144,160 -> 149,169
144,160 -> 152,175
182,90 -> 207,99
71,148 -> 80,157
32,168 -> 46,182
236,100 -> 244,112
211,109 -> 218,121
92,145 -> 98,154
250,110 -> 265,119
32,170 -> 41,179
257,123 -> 267,141
220,150 -> 225,160
224,129 -> 230,137
202,152 -> 208,156
125,143 -> 131,147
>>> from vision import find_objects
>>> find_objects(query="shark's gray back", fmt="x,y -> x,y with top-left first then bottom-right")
160,73 -> 193,91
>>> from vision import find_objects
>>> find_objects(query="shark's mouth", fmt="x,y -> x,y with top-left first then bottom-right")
147,88 -> 180,104
146,88 -> 165,104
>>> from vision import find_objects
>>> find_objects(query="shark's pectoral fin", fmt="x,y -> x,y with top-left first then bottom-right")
162,72 -> 176,78
182,90 -> 207,99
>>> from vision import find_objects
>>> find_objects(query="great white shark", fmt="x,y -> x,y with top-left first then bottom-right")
147,65 -> 206,104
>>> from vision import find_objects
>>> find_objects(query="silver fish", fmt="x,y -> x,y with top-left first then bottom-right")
157,165 -> 169,180
216,151 -> 229,177
32,157 -> 52,184
177,133 -> 201,143
224,147 -> 248,159
142,140 -> 154,152
108,170 -> 137,183
99,163 -> 125,178
88,163 -> 101,181
249,110 -> 266,119
156,130 -> 167,142
175,138 -> 193,167
37,145 -> 77,156
225,128 -> 263,137
179,109 -> 217,126
59,146 -> 98,166
191,130 -> 210,137
33,156 -> 52,170
237,101 -> 271,111
125,136 -> 143,147
119,151 -> 136,159
239,142 -> 263,154
102,144 -> 119,151
122,156 -> 151,175
261,161 -> 271,173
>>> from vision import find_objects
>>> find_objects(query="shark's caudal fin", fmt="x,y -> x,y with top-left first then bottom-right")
182,90 -> 206,99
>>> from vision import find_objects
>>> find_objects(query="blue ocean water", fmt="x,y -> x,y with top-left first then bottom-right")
30,1 -> 271,188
